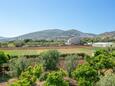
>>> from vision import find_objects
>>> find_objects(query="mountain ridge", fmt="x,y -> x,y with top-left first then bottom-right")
0,29 -> 114,42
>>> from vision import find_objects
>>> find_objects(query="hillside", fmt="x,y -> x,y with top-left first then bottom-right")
0,37 -> 6,39
0,29 -> 96,41
99,31 -> 115,37
98,31 -> 115,40
0,29 -> 115,42
16,29 -> 96,40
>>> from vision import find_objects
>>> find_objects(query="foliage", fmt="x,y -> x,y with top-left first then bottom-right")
73,48 -> 115,86
0,39 -> 65,48
80,37 -> 100,44
40,50 -> 60,70
87,49 -> 115,75
9,57 -> 30,77
96,73 -> 115,86
14,41 -> 24,47
10,64 -> 43,86
65,55 -> 78,77
92,54 -> 115,70
72,64 -> 99,86
94,49 -> 109,56
44,69 -> 69,86
0,51 -> 8,65
8,57 -> 41,77
39,72 -> 49,81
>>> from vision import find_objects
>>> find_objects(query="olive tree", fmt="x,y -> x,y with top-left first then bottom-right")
40,50 -> 60,70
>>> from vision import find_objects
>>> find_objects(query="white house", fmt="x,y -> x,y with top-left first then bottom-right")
65,37 -> 80,45
92,42 -> 114,47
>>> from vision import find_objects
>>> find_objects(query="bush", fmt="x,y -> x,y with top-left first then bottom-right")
94,49 -> 109,56
96,73 -> 115,86
10,64 -> 43,86
40,50 -> 60,70
9,57 -> 29,77
92,54 -> 115,70
65,55 -> 78,77
0,51 -> 8,65
39,72 -> 49,81
44,69 -> 69,86
8,56 -> 42,77
60,53 -> 88,60
72,64 -> 99,86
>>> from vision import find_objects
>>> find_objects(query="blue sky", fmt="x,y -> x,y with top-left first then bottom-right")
0,0 -> 115,37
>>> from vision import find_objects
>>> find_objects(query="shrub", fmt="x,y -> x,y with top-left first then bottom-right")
72,64 -> 99,86
88,53 -> 115,76
14,41 -> 24,47
44,69 -> 69,86
65,55 -> 78,77
94,49 -> 109,56
96,73 -> 115,86
0,51 -> 8,65
10,64 -> 43,86
8,57 -> 29,77
39,72 -> 49,81
40,50 -> 60,70
92,54 -> 115,70
8,57 -> 41,77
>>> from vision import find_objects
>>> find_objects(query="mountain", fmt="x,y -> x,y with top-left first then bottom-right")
13,29 -> 95,40
98,31 -> 115,39
1,29 -> 115,42
0,37 -> 6,39
0,29 -> 98,41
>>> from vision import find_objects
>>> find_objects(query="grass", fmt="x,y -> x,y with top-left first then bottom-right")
0,46 -> 100,56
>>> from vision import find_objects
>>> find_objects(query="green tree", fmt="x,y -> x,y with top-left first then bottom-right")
14,41 -> 24,47
40,50 -> 60,70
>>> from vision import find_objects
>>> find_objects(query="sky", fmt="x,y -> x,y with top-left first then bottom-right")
0,0 -> 115,37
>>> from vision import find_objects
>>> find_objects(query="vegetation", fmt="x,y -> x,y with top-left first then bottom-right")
72,64 -> 99,86
40,50 -> 60,70
0,51 -> 8,65
65,55 -> 78,77
0,47 -> 115,86
0,39 -> 65,48
10,64 -> 43,86
44,70 -> 69,86
8,57 -> 40,77
72,48 -> 115,86
96,73 -> 115,86
80,37 -> 115,44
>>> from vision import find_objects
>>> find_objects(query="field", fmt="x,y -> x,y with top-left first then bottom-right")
0,45 -> 98,56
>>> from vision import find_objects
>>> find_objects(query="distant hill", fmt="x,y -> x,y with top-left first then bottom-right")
8,29 -> 95,41
0,37 -> 6,39
98,31 -> 115,39
0,29 -> 96,41
0,29 -> 115,42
